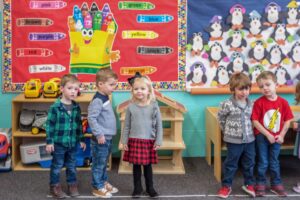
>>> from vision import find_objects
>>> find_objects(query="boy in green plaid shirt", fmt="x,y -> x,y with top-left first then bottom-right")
46,74 -> 86,199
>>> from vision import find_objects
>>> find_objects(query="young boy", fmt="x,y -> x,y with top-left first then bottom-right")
46,74 -> 86,198
252,71 -> 293,197
217,72 -> 256,198
88,68 -> 118,198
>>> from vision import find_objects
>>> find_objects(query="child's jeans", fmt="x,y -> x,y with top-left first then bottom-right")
50,143 -> 77,185
91,139 -> 112,189
256,134 -> 282,186
222,141 -> 255,187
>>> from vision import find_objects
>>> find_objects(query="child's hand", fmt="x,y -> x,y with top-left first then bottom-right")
80,142 -> 86,151
275,135 -> 284,144
97,135 -> 106,144
154,145 -> 160,150
266,134 -> 276,144
293,122 -> 298,131
123,144 -> 128,151
46,144 -> 54,153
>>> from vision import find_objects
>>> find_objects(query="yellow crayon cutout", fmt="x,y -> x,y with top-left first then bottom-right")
122,30 -> 158,39
120,66 -> 157,75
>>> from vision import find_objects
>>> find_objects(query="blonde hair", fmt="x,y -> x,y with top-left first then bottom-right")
295,81 -> 300,104
256,71 -> 277,83
131,76 -> 156,104
61,74 -> 79,87
96,68 -> 118,86
229,72 -> 251,92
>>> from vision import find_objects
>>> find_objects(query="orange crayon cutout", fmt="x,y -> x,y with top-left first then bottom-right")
16,18 -> 53,26
68,17 -> 76,32
120,66 -> 157,75
16,48 -> 53,57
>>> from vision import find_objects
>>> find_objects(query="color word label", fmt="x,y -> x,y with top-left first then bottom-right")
120,66 -> 157,75
118,1 -> 155,10
29,32 -> 66,41
122,30 -> 158,39
16,48 -> 53,57
137,46 -> 173,55
29,64 -> 66,73
17,18 -> 53,26
137,14 -> 174,23
29,1 -> 67,9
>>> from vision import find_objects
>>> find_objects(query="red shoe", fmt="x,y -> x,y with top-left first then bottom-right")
255,185 -> 266,197
270,185 -> 287,197
218,186 -> 232,199
242,185 -> 255,197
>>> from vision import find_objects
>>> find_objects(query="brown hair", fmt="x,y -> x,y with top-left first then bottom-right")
295,81 -> 300,104
229,72 -> 251,92
60,74 -> 79,87
256,71 -> 277,83
96,68 -> 118,86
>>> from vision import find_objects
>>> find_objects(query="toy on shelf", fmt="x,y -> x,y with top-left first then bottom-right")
24,78 -> 42,98
43,78 -> 61,98
0,128 -> 12,171
20,142 -> 52,164
19,109 -> 35,131
31,111 -> 48,134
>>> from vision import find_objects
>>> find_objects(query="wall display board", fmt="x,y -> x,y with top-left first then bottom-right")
2,0 -> 186,92
187,0 -> 299,94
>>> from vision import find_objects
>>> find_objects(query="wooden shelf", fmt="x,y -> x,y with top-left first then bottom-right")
13,161 -> 92,171
118,156 -> 185,174
13,131 -> 92,138
12,93 -> 94,103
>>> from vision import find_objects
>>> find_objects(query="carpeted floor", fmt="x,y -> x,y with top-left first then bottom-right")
1,156 -> 300,200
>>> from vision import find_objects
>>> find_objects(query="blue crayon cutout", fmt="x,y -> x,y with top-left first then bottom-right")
137,14 -> 174,23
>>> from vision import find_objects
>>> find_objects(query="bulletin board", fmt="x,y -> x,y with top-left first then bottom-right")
2,0 -> 186,92
186,0 -> 298,94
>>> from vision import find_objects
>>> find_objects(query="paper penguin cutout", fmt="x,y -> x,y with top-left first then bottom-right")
249,65 -> 265,85
288,41 -> 300,67
286,0 -> 300,28
245,10 -> 266,39
270,24 -> 288,45
212,65 -> 230,87
187,62 -> 207,86
227,51 -> 249,75
205,15 -> 228,41
267,44 -> 286,68
248,40 -> 268,64
207,42 -> 227,68
189,32 -> 205,57
275,66 -> 292,86
226,30 -> 247,52
226,4 -> 247,30
263,2 -> 283,27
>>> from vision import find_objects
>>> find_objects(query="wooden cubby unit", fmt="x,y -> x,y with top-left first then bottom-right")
11,93 -> 111,171
117,90 -> 187,174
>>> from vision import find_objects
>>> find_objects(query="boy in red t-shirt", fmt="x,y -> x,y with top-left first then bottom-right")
251,71 -> 293,197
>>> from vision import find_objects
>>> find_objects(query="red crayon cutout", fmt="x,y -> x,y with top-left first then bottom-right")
16,48 -> 53,57
101,13 -> 113,31
81,2 -> 89,18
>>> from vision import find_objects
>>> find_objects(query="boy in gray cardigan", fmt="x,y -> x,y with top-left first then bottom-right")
217,72 -> 255,198
88,68 -> 118,198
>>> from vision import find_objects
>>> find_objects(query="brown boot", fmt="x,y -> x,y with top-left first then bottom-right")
50,184 -> 67,199
68,183 -> 80,197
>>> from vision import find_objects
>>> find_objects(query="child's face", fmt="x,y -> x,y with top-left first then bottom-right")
234,85 -> 250,101
132,81 -> 150,102
61,81 -> 80,101
98,77 -> 117,96
257,78 -> 277,98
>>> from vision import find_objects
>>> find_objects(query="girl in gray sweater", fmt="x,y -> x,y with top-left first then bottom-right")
122,72 -> 163,198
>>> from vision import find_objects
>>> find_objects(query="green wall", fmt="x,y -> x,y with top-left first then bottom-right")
0,11 -> 296,158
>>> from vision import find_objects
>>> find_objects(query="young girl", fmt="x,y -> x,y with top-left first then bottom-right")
122,72 -> 163,198
293,81 -> 300,193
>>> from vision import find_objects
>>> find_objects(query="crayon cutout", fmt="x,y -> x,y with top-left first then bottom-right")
16,18 -> 53,27
29,64 -> 66,73
137,14 -> 174,23
137,46 -> 173,55
118,1 -> 155,10
81,2 -> 89,18
29,32 -> 66,41
90,2 -> 100,18
68,17 -> 76,32
16,48 -> 53,57
29,1 -> 67,9
122,30 -> 158,39
120,66 -> 157,75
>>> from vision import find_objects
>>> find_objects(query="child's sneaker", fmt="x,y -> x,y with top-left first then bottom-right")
217,186 -> 232,198
92,188 -> 112,198
105,182 -> 119,194
241,185 -> 256,197
255,185 -> 266,197
293,182 -> 300,194
270,185 -> 287,197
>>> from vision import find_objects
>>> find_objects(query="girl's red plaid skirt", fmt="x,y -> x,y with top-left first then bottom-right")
123,138 -> 158,165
